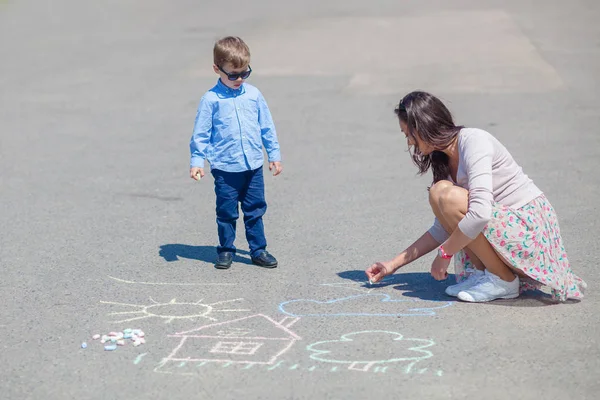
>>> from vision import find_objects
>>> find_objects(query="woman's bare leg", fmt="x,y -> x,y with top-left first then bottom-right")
428,181 -> 516,282
429,182 -> 484,271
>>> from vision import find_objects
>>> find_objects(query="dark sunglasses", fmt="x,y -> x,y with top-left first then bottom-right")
218,65 -> 252,81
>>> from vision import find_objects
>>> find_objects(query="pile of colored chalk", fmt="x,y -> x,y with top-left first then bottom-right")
89,329 -> 146,351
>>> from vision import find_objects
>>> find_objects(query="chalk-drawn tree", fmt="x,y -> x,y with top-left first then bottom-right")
306,331 -> 434,372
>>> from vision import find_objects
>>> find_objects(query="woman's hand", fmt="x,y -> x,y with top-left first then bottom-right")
430,255 -> 451,280
365,261 -> 396,283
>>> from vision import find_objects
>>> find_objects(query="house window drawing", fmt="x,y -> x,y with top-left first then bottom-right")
155,314 -> 301,374
210,341 -> 263,355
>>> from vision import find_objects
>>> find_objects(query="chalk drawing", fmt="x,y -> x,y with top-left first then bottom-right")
100,297 -> 249,324
150,326 -> 443,376
279,293 -> 452,317
154,314 -> 301,375
149,360 -> 442,375
133,353 -> 148,365
267,361 -> 284,370
108,276 -> 235,286
306,331 -> 434,372
210,341 -> 263,355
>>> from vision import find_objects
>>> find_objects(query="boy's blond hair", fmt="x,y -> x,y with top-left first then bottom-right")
213,36 -> 251,68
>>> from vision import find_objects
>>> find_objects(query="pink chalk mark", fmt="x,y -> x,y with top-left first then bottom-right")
174,314 -> 302,340
163,314 -> 301,366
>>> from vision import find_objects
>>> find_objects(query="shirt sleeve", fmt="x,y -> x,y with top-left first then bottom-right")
189,96 -> 213,168
257,91 -> 281,162
428,217 -> 450,244
457,132 -> 494,239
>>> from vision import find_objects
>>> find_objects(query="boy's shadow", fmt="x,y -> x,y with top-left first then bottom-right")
159,244 -> 253,265
337,270 -> 565,306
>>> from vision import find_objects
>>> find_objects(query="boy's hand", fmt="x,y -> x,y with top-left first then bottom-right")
190,167 -> 204,181
269,161 -> 283,176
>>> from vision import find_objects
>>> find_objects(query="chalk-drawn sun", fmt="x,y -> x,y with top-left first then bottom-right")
100,297 -> 249,324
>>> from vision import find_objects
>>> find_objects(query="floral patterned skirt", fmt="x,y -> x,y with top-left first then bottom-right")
453,195 -> 586,302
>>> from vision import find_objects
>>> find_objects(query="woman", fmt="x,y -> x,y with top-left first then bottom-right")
365,91 -> 586,302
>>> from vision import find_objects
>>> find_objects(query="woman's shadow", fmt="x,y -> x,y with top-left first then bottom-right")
158,244 -> 253,265
337,269 -> 454,301
337,269 -> 564,307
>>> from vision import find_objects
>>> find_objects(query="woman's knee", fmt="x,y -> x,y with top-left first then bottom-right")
428,180 -> 454,209
438,185 -> 468,214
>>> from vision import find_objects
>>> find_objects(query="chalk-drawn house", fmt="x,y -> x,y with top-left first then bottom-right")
157,314 -> 301,371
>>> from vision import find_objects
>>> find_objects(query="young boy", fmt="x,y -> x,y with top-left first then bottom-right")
189,36 -> 282,270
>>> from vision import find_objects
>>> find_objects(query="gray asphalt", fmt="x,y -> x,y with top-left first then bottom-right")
1,0 -> 599,399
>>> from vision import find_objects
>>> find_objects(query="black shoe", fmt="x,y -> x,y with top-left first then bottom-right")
215,252 -> 233,269
251,251 -> 278,268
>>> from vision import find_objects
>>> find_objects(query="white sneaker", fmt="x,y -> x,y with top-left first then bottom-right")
445,269 -> 485,297
457,270 -> 519,302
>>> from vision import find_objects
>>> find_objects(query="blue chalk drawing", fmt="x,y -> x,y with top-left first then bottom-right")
278,293 -> 453,317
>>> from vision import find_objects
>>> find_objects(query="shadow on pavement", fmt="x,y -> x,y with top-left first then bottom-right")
337,269 -> 454,301
336,269 -> 575,306
158,244 -> 253,265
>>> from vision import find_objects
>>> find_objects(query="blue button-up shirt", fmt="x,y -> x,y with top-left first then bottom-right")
190,79 -> 281,172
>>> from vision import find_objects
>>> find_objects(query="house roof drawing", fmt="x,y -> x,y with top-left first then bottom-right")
171,314 -> 301,341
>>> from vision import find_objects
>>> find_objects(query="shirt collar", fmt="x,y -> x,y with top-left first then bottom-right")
216,79 -> 245,96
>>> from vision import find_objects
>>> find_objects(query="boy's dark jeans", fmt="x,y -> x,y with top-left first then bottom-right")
211,166 -> 267,257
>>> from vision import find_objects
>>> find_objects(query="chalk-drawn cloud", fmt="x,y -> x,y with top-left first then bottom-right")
306,331 -> 434,371
278,294 -> 452,317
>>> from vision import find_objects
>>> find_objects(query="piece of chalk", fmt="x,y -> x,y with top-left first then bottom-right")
109,332 -> 119,336
92,334 -> 101,340
104,344 -> 117,351
137,331 -> 145,338
123,333 -> 132,339
368,280 -> 373,285
133,340 -> 141,347
81,342 -> 87,349
117,340 -> 125,346
139,338 -> 146,344
123,329 -> 133,334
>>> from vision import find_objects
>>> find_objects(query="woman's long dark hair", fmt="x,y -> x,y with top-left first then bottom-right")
394,91 -> 463,184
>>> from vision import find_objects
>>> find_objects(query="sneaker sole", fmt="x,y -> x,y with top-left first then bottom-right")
252,261 -> 278,269
445,280 -> 483,297
457,291 -> 519,302
214,263 -> 232,270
